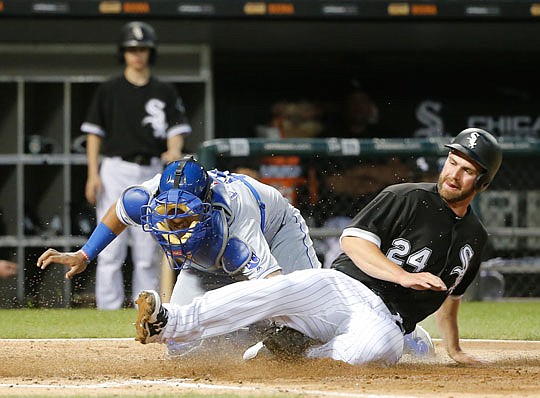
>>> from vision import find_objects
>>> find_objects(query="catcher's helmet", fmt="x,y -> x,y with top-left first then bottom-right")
445,128 -> 502,191
118,21 -> 157,64
159,156 -> 212,201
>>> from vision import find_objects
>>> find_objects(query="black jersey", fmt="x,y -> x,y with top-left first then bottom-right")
81,75 -> 191,158
332,182 -> 487,334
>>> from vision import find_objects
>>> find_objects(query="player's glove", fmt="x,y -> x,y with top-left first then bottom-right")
262,324 -> 319,360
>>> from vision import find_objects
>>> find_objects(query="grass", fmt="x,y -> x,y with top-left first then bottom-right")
0,308 -> 136,339
420,300 -> 540,340
0,301 -> 539,340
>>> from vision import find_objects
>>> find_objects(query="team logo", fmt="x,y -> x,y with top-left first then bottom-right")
246,253 -> 260,270
142,99 -> 168,138
448,244 -> 474,293
132,24 -> 144,40
414,100 -> 445,137
466,132 -> 480,149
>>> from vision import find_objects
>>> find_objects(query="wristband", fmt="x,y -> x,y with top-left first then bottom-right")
81,222 -> 117,262
78,249 -> 91,264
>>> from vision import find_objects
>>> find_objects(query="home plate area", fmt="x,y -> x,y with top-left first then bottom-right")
0,338 -> 539,397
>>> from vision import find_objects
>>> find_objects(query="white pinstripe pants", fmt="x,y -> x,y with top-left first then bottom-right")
162,268 -> 405,365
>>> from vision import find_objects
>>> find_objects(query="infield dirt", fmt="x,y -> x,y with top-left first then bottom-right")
0,338 -> 539,397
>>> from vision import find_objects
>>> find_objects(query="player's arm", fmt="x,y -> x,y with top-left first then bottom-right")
37,183 -> 154,279
435,296 -> 487,365
37,204 -> 125,279
161,89 -> 191,163
161,134 -> 184,164
340,236 -> 447,291
85,134 -> 102,205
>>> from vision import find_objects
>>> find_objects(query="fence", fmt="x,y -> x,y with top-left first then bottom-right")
198,137 -> 540,300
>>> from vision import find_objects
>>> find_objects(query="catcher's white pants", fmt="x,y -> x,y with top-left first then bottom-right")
162,269 -> 405,365
96,157 -> 161,310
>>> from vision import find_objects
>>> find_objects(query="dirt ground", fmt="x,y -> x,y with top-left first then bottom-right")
0,338 -> 539,397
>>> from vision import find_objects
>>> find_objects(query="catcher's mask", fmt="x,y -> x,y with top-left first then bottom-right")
141,189 -> 212,270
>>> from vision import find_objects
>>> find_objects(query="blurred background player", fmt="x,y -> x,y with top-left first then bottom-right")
80,21 -> 192,309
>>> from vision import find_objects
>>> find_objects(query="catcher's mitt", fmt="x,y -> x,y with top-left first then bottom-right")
263,324 -> 318,360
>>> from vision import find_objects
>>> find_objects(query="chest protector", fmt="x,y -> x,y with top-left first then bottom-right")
184,208 -> 256,277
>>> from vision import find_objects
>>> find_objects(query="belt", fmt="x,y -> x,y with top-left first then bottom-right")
120,154 -> 154,166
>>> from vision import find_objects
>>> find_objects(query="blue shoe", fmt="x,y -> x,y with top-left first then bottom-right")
403,325 -> 435,357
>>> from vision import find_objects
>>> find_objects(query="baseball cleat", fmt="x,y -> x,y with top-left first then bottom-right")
403,325 -> 435,357
242,341 -> 265,361
135,290 -> 168,344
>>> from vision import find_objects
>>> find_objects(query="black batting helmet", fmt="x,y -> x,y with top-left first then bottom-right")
118,21 -> 157,64
445,128 -> 502,191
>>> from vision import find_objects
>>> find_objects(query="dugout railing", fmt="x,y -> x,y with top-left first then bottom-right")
197,137 -> 540,300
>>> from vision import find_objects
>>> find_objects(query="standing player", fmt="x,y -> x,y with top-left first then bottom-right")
130,128 -> 501,366
81,21 -> 192,309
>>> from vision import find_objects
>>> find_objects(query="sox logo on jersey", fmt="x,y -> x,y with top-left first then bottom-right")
142,98 -> 168,138
448,244 -> 474,294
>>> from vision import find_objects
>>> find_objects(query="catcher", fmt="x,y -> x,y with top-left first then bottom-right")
37,156 -> 321,356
